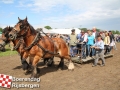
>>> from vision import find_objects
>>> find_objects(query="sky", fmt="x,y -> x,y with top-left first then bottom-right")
0,0 -> 120,30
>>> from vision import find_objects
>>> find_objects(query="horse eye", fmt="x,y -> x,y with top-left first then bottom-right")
20,25 -> 24,28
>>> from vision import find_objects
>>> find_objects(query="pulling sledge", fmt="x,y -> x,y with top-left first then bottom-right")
71,42 -> 114,64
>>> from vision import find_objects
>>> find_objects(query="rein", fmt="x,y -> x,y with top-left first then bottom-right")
24,32 -> 40,50
13,38 -> 23,50
39,29 -> 57,55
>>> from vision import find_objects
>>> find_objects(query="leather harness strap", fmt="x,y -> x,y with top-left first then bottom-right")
13,38 -> 23,50
22,31 -> 59,58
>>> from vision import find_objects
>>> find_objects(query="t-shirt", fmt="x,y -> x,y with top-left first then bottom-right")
87,35 -> 95,45
93,40 -> 104,49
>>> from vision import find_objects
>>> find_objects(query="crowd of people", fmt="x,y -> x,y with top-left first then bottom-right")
46,27 -> 117,67
68,27 -> 117,66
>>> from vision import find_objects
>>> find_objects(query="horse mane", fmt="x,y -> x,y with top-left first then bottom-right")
2,27 -> 8,33
28,23 -> 37,35
2,26 -> 13,33
18,20 -> 37,35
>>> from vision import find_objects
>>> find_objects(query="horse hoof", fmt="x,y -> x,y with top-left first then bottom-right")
68,62 -> 74,70
24,70 -> 31,75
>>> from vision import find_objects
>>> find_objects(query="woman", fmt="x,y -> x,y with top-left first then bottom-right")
86,31 -> 95,57
109,31 -> 115,52
104,32 -> 110,55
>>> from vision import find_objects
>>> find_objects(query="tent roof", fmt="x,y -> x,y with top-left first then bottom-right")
42,28 -> 55,33
37,28 -> 55,33
50,28 -> 81,34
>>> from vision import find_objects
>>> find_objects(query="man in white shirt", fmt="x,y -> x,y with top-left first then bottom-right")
78,30 -> 88,59
92,27 -> 99,42
91,35 -> 105,67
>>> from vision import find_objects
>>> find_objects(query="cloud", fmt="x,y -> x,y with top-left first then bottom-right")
16,0 -> 120,18
0,0 -> 14,4
50,1 -> 120,29
0,12 -> 15,18
10,0 -> 120,30
17,0 -> 33,8
8,12 -> 15,17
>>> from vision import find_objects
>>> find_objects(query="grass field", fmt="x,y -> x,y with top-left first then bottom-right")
0,45 -> 18,57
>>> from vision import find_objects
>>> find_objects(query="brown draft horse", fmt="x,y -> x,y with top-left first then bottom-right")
9,17 -> 74,78
0,26 -> 32,72
0,26 -> 54,73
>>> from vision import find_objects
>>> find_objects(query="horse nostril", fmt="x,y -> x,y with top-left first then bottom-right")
9,34 -> 13,38
9,34 -> 12,36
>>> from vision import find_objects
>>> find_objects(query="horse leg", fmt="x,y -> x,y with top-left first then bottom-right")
43,56 -> 54,67
24,56 -> 33,75
58,57 -> 64,70
43,58 -> 49,65
31,56 -> 41,78
21,58 -> 29,70
47,56 -> 54,67
20,53 -> 30,71
63,56 -> 74,71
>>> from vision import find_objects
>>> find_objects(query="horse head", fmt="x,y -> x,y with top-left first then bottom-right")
0,26 -> 13,51
9,17 -> 35,40
1,26 -> 13,44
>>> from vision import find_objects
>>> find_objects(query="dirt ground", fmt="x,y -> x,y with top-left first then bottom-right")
0,43 -> 120,90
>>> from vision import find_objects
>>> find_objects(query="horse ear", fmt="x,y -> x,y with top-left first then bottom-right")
24,16 -> 27,22
8,26 -> 10,29
18,17 -> 21,21
8,26 -> 11,31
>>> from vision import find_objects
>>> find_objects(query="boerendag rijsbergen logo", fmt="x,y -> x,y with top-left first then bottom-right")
0,74 -> 40,89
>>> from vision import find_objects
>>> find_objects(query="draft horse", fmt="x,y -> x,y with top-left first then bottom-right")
0,26 -> 32,72
9,17 -> 74,78
0,26 -> 53,74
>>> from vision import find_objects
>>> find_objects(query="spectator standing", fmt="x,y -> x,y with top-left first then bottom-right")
69,29 -> 77,57
92,27 -> 99,42
86,31 -> 95,57
91,35 -> 105,67
79,30 -> 87,59
109,31 -> 116,51
104,32 -> 110,55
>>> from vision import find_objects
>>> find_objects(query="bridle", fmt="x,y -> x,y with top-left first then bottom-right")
13,24 -> 29,38
13,22 -> 59,57
13,38 -> 24,50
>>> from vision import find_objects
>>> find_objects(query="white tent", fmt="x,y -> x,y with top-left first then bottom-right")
37,28 -> 55,34
42,28 -> 55,33
50,28 -> 81,34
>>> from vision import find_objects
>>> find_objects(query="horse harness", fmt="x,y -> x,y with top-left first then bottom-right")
13,38 -> 23,50
13,22 -> 59,58
21,31 -> 59,58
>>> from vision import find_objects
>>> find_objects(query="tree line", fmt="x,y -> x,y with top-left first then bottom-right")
79,28 -> 120,35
